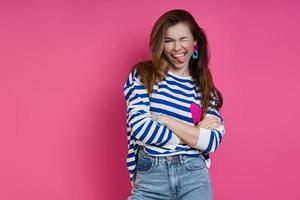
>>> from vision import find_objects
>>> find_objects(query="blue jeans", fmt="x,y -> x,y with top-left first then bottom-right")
128,147 -> 213,200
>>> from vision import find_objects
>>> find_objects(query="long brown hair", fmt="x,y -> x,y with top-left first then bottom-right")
133,9 -> 223,120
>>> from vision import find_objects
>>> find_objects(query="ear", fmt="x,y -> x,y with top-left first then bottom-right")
193,41 -> 197,46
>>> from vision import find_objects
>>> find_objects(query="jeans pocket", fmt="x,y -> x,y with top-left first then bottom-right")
184,156 -> 206,171
136,158 -> 153,173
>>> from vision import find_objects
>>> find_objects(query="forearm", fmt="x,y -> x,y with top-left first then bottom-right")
160,115 -> 199,146
127,112 -> 180,149
159,113 -> 225,153
124,69 -> 181,150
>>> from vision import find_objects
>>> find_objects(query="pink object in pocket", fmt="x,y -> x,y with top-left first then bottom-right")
190,103 -> 203,125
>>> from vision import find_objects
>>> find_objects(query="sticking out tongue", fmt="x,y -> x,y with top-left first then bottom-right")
174,53 -> 186,63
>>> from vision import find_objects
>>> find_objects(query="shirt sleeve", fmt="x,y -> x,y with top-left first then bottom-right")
123,69 -> 181,150
194,96 -> 225,153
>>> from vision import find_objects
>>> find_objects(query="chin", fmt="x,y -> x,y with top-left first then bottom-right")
172,63 -> 188,69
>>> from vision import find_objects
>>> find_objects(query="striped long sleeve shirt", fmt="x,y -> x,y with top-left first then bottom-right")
123,68 -> 225,183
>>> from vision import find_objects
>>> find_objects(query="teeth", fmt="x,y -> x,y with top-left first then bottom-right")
172,52 -> 186,57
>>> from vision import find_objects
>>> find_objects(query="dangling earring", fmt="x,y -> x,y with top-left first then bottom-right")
192,44 -> 199,59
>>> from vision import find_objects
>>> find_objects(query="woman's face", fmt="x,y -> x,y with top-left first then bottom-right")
163,22 -> 197,71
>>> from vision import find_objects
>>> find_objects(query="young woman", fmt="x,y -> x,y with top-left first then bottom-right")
123,9 -> 225,200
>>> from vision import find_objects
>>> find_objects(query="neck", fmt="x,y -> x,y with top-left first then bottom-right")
168,67 -> 190,77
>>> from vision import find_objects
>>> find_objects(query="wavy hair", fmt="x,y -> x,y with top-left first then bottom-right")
133,9 -> 223,120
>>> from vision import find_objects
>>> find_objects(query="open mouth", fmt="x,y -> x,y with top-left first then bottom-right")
171,52 -> 187,63
171,52 -> 187,58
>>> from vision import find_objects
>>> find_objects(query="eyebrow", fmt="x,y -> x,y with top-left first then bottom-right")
164,36 -> 189,40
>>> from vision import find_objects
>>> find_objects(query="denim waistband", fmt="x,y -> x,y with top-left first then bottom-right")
137,146 -> 200,165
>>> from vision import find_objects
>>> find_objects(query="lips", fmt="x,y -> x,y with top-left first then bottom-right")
171,52 -> 187,63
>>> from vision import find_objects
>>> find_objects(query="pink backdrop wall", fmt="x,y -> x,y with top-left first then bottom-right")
1,0 -> 299,199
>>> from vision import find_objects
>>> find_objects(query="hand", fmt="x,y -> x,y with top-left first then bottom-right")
150,112 -> 156,121
150,112 -> 167,125
197,116 -> 222,130
179,139 -> 188,145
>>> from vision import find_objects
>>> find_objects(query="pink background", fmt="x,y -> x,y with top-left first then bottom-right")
1,0 -> 299,199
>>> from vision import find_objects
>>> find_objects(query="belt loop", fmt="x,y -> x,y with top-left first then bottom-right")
155,157 -> 158,165
179,155 -> 184,165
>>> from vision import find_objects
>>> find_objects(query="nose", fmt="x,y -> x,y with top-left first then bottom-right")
173,41 -> 182,51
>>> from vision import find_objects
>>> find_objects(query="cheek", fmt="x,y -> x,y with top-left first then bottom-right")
162,50 -> 170,59
163,47 -> 172,55
182,42 -> 194,52
186,43 -> 195,51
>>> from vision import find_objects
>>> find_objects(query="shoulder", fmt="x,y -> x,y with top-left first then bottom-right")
126,68 -> 141,86
127,60 -> 153,82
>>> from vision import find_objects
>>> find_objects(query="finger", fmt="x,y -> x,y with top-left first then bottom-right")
204,116 -> 221,123
202,124 -> 216,129
201,116 -> 219,122
200,120 -> 216,128
208,122 -> 222,129
207,123 -> 220,129
200,119 -> 219,126
201,116 -> 215,121
202,117 -> 221,122
202,124 -> 212,129
199,121 -> 213,128
199,123 -> 208,128
198,117 -> 220,126
200,121 -> 221,129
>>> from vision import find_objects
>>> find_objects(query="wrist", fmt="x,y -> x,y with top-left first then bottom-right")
159,114 -> 167,125
155,113 -> 166,126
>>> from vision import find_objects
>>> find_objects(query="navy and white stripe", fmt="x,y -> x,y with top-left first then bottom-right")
123,68 -> 225,183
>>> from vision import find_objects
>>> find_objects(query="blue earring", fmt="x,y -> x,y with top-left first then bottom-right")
192,44 -> 199,59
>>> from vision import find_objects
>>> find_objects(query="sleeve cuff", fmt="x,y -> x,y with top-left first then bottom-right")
195,127 -> 211,151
